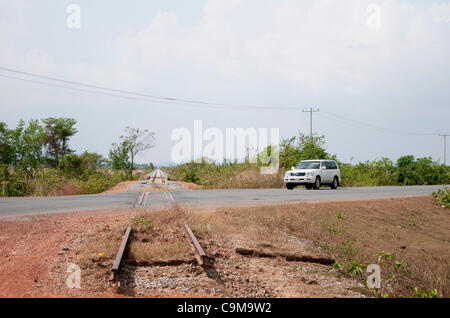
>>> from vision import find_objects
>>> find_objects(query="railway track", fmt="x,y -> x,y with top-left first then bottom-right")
134,191 -> 176,210
111,221 -> 211,280
112,190 -> 209,280
112,190 -> 334,285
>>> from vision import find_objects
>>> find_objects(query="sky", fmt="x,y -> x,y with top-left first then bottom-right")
0,0 -> 449,165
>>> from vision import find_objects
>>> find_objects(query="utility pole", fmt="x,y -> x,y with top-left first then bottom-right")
302,107 -> 320,138
439,134 -> 449,166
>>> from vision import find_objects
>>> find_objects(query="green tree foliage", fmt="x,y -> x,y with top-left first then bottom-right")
58,153 -> 83,178
0,118 -> 133,197
432,187 -> 450,208
42,117 -> 78,166
397,155 -> 448,185
120,127 -> 156,176
166,134 -> 450,189
339,158 -> 397,186
58,152 -> 103,179
0,122 -> 13,165
279,133 -> 334,170
0,122 -> 11,184
10,119 -> 45,175
79,152 -> 103,171
108,141 -> 132,175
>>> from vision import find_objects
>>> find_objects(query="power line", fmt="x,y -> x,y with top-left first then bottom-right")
320,110 -> 437,136
0,73 -> 139,100
0,66 -> 444,139
0,73 -> 293,111
0,66 -> 298,111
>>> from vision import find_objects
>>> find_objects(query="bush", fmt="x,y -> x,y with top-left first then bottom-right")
58,154 -> 83,177
2,167 -> 126,197
340,156 -> 449,187
432,187 -> 450,208
58,152 -> 103,179
83,172 -> 126,194
339,158 -> 397,187
5,169 -> 34,196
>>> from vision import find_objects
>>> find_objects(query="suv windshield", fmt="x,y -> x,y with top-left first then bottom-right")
296,161 -> 321,170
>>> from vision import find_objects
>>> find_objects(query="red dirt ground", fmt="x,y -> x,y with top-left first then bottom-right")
1,196 -> 447,298
0,209 -> 136,297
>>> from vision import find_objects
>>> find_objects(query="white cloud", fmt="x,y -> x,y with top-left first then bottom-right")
2,0 -> 449,101
116,11 -> 180,69
430,2 -> 450,23
113,0 -> 450,93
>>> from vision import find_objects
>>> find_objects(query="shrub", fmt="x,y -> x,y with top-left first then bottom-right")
58,154 -> 83,177
83,172 -> 125,194
432,187 -> 450,208
58,152 -> 103,179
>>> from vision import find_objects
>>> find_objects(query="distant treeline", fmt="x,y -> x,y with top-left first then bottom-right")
165,134 -> 450,188
0,118 -> 155,196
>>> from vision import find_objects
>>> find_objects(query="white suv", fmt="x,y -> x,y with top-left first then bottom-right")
284,160 -> 341,190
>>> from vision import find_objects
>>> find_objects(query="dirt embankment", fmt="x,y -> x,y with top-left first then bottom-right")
0,196 -> 448,298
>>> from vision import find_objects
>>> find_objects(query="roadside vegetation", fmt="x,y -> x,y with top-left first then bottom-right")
432,187 -> 450,208
188,196 -> 449,298
165,133 -> 450,189
0,119 -> 154,197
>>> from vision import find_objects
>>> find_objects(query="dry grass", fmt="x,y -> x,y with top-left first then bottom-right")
221,168 -> 285,189
127,208 -> 192,263
187,196 -> 450,298
73,196 -> 449,298
74,207 -> 193,291
74,223 -> 127,290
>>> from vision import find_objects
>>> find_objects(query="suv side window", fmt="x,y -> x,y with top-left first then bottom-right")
328,161 -> 338,170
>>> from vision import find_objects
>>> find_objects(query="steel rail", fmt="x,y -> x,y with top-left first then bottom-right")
184,223 -> 209,266
134,192 -> 145,208
111,226 -> 132,280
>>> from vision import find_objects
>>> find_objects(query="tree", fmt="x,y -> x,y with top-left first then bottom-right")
120,127 -> 155,176
397,155 -> 419,185
58,153 -> 83,177
279,133 -> 333,170
58,151 -> 103,178
79,152 -> 103,171
42,117 -> 78,166
10,119 -> 45,175
0,122 -> 13,165
108,141 -> 132,175
0,122 -> 13,183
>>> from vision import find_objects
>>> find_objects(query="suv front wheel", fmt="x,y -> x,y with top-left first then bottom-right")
313,176 -> 321,190
330,177 -> 339,190
286,183 -> 295,190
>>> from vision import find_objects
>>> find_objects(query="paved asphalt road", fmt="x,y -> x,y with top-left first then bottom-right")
0,185 -> 446,218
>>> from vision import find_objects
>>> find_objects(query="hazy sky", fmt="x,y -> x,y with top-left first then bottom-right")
0,0 -> 449,165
